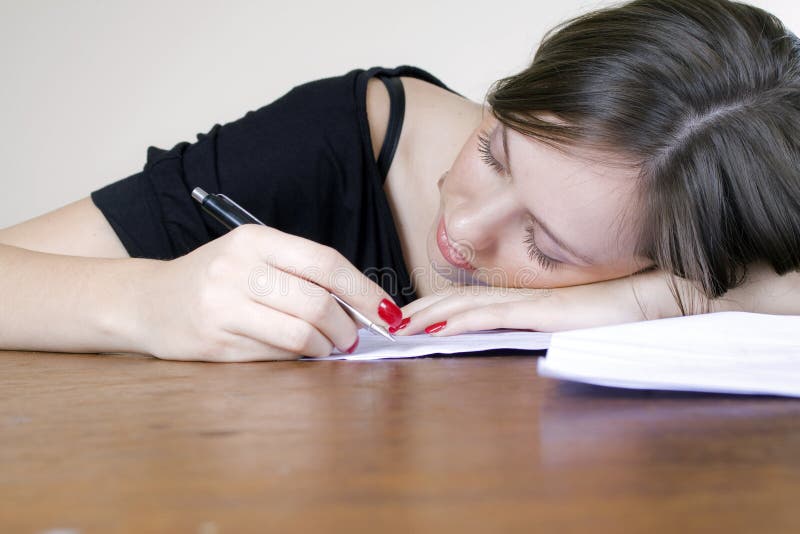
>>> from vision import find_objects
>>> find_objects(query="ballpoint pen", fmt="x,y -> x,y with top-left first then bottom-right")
191,187 -> 396,343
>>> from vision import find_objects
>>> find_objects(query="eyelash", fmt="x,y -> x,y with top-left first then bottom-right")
476,130 -> 506,174
523,223 -> 562,271
477,130 -> 562,271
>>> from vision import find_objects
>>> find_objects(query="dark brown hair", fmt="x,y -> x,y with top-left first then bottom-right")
487,0 -> 800,313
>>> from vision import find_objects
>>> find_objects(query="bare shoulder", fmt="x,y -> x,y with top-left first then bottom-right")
399,76 -> 483,165
366,75 -> 481,165
401,76 -> 483,143
400,76 -> 477,117
366,77 -> 391,161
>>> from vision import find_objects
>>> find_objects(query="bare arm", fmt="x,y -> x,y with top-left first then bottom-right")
0,196 -> 129,258
699,262 -> 800,316
0,197 -> 149,353
0,76 -> 404,359
0,195 -> 402,360
627,262 -> 800,320
397,262 -> 800,337
0,242 -> 152,353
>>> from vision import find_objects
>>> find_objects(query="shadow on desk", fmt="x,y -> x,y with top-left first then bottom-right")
538,378 -> 800,468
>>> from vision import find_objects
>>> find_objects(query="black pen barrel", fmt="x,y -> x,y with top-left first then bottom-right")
191,187 -> 263,229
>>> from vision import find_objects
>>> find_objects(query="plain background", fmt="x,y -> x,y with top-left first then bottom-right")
0,0 -> 797,229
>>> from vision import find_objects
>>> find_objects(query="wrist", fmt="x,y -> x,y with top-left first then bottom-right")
94,257 -> 165,356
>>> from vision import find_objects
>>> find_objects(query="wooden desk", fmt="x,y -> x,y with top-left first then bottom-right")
2,351 -> 799,533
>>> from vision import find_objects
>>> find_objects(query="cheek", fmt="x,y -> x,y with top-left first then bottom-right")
492,253 -> 642,289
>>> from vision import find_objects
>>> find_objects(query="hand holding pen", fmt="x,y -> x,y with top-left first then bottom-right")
190,187 -> 399,358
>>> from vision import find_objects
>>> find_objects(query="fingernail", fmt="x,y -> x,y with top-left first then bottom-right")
378,298 -> 403,328
425,321 -> 447,334
388,317 -> 410,334
345,337 -> 359,354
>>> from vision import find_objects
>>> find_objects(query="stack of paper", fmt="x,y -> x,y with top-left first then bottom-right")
538,311 -> 800,397
304,310 -> 800,398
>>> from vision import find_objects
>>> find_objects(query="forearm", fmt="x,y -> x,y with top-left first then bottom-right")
712,262 -> 800,315
628,262 -> 800,321
0,243 -> 155,354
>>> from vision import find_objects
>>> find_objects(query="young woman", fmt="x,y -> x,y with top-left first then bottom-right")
1,0 -> 798,362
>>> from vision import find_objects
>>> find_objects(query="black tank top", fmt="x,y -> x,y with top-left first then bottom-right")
90,65 -> 462,306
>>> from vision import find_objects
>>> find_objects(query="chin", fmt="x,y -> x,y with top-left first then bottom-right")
433,262 -> 490,287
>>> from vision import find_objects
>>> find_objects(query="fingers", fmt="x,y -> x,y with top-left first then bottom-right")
397,291 -> 532,336
243,226 -> 404,329
399,293 -> 451,318
246,263 -> 359,353
396,285 -> 559,336
226,302 -> 337,357
160,330 -> 299,362
399,283 -> 503,318
210,333 -> 300,362
424,301 -> 554,337
405,282 -> 634,337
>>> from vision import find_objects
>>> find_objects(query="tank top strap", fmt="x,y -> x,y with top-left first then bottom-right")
374,75 -> 406,184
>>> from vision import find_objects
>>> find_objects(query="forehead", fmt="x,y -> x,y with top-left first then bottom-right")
503,125 -> 641,262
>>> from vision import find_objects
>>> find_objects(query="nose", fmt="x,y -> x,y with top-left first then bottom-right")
447,191 -> 520,253
437,171 -> 447,191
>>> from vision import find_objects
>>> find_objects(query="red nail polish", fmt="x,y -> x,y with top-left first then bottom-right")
345,338 -> 359,354
389,317 -> 410,334
378,298 -> 403,328
425,321 -> 447,334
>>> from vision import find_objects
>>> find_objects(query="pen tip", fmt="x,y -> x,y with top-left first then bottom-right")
373,325 -> 396,342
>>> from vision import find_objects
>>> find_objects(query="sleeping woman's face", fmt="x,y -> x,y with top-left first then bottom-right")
426,112 -> 654,289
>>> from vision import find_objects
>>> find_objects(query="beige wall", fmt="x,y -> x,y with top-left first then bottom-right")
0,0 -> 797,228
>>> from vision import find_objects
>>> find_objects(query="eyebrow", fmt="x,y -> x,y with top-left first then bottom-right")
499,124 -> 596,266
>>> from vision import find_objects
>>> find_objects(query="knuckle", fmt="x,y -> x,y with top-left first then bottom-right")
285,322 -> 316,355
228,224 -> 258,247
309,338 -> 334,358
312,244 -> 341,274
295,275 -> 328,301
303,293 -> 335,325
248,263 -> 278,299
205,255 -> 232,282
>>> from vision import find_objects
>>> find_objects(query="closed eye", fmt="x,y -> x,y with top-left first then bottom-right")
524,222 -> 563,271
479,129 -> 564,270
477,129 -> 505,174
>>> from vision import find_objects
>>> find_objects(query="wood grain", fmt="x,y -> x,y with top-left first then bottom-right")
1,351 -> 799,533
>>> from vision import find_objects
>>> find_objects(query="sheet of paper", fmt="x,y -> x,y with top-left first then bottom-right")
303,328 -> 552,361
538,312 -> 800,397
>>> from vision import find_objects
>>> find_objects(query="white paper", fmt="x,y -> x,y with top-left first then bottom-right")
303,328 -> 552,361
538,311 -> 800,397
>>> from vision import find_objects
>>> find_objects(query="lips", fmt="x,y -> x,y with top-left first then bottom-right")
436,216 -> 476,271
